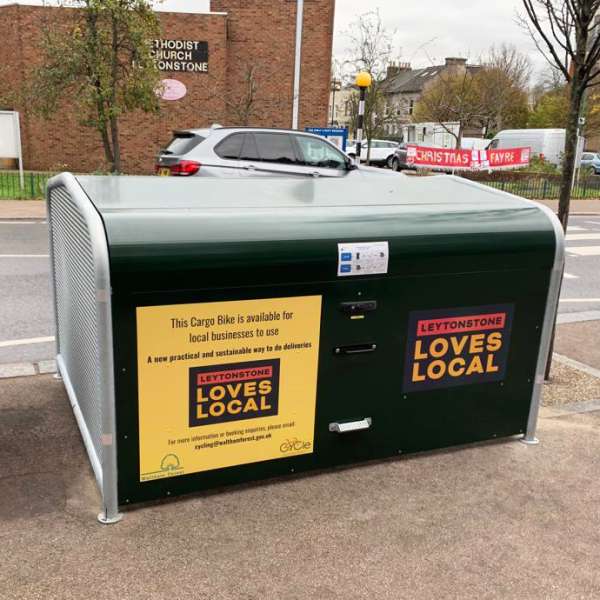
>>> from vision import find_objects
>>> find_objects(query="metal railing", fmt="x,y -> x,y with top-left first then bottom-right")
4,168 -> 600,201
0,170 -> 54,199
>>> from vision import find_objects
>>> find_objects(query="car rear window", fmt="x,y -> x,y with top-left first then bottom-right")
162,133 -> 204,155
215,133 -> 244,160
239,134 -> 261,161
254,133 -> 298,164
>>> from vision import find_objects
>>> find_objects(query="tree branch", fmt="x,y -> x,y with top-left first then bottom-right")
520,0 -> 572,81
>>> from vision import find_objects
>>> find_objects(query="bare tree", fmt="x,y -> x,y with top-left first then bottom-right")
520,0 -> 600,231
223,62 -> 260,126
485,44 -> 532,90
474,45 -> 532,136
343,10 -> 400,162
206,60 -> 289,126
413,67 -> 486,147
414,46 -> 531,144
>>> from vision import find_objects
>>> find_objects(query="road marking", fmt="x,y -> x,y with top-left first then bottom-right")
563,272 -> 578,279
565,233 -> 600,241
559,298 -> 600,303
567,226 -> 587,231
0,254 -> 49,258
567,245 -> 600,256
0,336 -> 55,348
585,221 -> 600,226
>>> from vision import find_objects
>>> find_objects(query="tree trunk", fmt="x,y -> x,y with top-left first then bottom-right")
558,81 -> 585,232
109,12 -> 120,173
99,121 -> 114,169
110,117 -> 121,174
457,124 -> 463,149
86,10 -> 113,170
545,76 -> 584,380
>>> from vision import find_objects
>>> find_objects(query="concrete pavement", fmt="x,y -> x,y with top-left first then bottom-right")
0,200 -> 46,219
535,198 -> 600,214
0,373 -> 599,599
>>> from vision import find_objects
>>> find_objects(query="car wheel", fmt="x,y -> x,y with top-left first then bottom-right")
386,155 -> 394,168
391,157 -> 400,172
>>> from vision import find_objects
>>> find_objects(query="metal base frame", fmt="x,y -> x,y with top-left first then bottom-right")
520,436 -> 540,445
97,511 -> 123,524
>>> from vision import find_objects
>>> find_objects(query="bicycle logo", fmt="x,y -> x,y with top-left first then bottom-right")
280,438 -> 311,453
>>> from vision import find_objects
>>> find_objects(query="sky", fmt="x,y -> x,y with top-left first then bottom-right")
332,0 -> 549,80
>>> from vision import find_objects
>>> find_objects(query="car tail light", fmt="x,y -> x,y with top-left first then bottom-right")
155,160 -> 201,176
170,160 -> 201,176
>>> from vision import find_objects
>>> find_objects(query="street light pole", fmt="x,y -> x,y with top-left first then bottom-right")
354,72 -> 372,165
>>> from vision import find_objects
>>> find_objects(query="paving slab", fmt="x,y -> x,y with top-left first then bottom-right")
532,199 -> 600,214
0,362 -> 36,378
0,200 -> 46,219
1,374 -> 599,599
555,320 -> 600,371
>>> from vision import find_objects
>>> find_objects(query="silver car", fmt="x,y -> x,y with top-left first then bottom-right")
580,151 -> 600,174
155,126 -> 389,178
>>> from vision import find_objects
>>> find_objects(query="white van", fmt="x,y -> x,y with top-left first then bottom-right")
488,129 -> 566,165
461,137 -> 490,151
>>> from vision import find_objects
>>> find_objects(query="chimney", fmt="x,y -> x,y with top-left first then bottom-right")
444,57 -> 467,67
387,64 -> 400,79
444,57 -> 467,75
386,62 -> 411,79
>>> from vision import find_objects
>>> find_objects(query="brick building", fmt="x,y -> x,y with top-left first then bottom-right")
0,0 -> 335,173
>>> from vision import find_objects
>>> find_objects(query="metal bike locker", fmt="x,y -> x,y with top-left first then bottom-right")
46,173 -> 564,523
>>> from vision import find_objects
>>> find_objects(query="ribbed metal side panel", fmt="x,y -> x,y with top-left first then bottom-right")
49,186 -> 103,459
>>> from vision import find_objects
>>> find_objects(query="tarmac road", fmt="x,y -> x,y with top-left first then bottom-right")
0,220 -> 53,365
560,217 -> 600,316
1,215 -> 600,367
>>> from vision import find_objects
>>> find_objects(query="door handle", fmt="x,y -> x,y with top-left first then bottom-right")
245,164 -> 256,170
334,343 -> 377,355
311,171 -> 320,177
329,417 -> 372,433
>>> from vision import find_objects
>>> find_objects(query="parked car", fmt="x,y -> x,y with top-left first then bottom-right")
155,127 -> 391,178
389,143 -> 416,172
345,139 -> 399,167
487,129 -> 566,166
580,151 -> 600,174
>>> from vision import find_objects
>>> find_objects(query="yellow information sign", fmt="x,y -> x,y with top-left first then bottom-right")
136,296 -> 322,482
